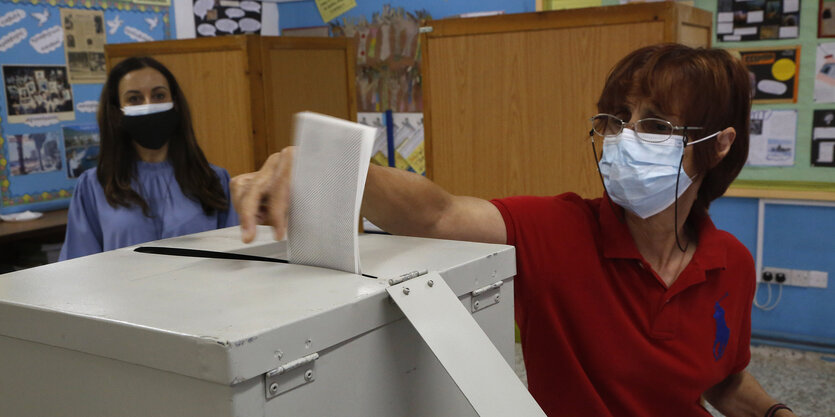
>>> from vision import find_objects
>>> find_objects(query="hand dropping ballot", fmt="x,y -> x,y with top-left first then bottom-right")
287,112 -> 374,274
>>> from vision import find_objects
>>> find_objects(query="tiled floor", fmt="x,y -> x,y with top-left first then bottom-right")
513,344 -> 835,416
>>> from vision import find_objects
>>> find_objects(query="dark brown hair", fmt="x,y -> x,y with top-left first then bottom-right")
597,43 -> 751,225
97,56 -> 228,216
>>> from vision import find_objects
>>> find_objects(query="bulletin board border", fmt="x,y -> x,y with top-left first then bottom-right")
3,0 -> 166,12
1,0 -> 171,39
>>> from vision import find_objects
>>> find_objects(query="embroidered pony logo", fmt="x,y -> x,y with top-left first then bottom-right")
713,292 -> 730,361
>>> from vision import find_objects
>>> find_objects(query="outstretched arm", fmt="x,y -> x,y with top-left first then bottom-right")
232,147 -> 506,244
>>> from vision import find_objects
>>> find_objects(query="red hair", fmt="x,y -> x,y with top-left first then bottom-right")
597,43 -> 751,222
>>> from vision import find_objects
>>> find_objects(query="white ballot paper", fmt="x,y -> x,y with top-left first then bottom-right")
287,112 -> 375,274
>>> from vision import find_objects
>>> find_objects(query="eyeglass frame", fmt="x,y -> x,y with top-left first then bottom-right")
589,113 -> 704,143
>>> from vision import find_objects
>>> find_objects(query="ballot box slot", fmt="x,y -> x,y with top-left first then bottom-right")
134,246 -> 378,278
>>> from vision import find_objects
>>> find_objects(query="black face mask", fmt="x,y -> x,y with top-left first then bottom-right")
121,108 -> 180,150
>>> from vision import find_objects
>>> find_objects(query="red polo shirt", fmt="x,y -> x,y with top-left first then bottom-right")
492,193 -> 755,417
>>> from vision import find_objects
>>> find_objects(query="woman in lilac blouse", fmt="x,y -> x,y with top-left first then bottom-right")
59,57 -> 238,261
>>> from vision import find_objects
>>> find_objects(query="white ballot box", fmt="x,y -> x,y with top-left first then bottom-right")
0,227 -> 544,417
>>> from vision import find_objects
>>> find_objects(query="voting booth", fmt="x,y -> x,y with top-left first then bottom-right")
0,227 -> 544,416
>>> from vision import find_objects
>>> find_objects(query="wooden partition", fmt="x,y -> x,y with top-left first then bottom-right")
105,35 -> 355,176
421,3 -> 712,200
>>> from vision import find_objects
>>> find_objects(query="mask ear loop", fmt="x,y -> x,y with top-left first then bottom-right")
674,131 -> 690,253
590,129 -> 624,223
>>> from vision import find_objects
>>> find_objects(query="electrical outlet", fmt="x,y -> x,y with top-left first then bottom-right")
762,267 -> 791,284
809,271 -> 829,288
761,267 -> 829,289
790,269 -> 809,286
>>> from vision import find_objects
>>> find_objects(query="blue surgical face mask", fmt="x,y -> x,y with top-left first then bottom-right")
598,128 -> 719,219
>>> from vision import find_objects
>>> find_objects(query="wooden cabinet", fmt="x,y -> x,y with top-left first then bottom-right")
421,2 -> 712,199
105,35 -> 356,176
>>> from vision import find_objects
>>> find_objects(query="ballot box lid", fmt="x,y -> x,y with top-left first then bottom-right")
0,227 -> 515,385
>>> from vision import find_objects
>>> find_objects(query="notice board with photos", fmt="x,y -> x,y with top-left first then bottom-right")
0,0 -> 169,214
700,0 -> 835,201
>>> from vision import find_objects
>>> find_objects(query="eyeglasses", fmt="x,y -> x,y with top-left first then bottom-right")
589,113 -> 703,143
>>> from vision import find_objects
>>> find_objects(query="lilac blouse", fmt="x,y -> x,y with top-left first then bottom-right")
59,160 -> 238,261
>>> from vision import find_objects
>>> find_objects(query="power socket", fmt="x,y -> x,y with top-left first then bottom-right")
761,267 -> 790,284
809,271 -> 829,288
762,267 -> 829,288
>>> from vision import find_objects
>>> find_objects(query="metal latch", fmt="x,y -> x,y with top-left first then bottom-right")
265,352 -> 319,399
419,26 -> 433,33
470,280 -> 503,313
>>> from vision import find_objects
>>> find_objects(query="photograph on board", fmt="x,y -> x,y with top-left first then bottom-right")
2,65 -> 74,124
62,124 -> 100,179
194,0 -> 263,37
820,0 -> 835,37
812,109 -> 835,167
733,46 -> 800,104
7,131 -> 63,176
746,109 -> 796,167
716,0 -> 800,42
61,8 -> 107,84
815,42 -> 835,102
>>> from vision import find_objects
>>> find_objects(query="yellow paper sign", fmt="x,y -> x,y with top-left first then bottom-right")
315,0 -> 357,23
405,141 -> 425,175
371,151 -> 389,167
394,152 -> 411,171
542,0 -> 601,11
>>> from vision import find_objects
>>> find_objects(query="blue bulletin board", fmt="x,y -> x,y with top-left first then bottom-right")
0,0 -> 169,214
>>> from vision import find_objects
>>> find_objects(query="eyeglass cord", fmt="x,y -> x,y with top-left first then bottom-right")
674,136 -> 689,253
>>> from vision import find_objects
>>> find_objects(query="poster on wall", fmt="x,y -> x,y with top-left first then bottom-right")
716,0 -> 799,42
7,132 -> 63,176
734,46 -> 800,103
315,0 -> 357,23
62,124 -> 100,178
812,110 -> 835,167
2,65 -> 74,124
193,0 -> 262,37
814,43 -> 835,102
357,112 -> 425,175
61,8 -> 106,84
392,113 -> 424,175
333,6 -> 428,113
746,109 -> 796,167
820,0 -> 835,37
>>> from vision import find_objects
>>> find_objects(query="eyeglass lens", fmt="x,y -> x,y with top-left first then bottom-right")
591,115 -> 673,142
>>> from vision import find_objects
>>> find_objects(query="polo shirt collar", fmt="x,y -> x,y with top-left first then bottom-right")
599,193 -> 728,272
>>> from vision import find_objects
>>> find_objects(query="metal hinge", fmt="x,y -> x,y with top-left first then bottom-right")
264,352 -> 319,400
470,280 -> 503,312
388,269 -> 428,286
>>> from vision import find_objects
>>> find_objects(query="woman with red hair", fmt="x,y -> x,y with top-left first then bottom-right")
233,44 -> 796,417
